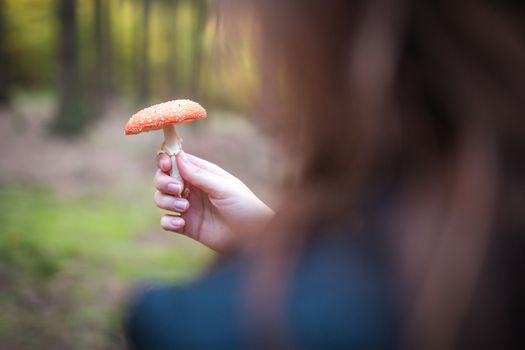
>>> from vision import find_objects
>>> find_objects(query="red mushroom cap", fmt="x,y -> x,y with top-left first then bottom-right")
124,99 -> 207,135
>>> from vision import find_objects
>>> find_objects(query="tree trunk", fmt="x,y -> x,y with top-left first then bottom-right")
166,0 -> 178,98
189,0 -> 207,101
94,0 -> 114,113
50,0 -> 89,135
0,0 -> 10,106
136,0 -> 151,105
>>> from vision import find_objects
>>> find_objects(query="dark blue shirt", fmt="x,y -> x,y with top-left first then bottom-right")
126,231 -> 399,349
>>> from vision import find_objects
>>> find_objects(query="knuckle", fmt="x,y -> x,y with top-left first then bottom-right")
153,170 -> 162,185
154,191 -> 165,208
154,173 -> 169,191
153,194 -> 160,206
210,180 -> 229,199
157,154 -> 167,167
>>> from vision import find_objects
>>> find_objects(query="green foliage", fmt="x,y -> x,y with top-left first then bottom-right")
0,185 -> 212,348
5,0 -> 57,89
4,0 -> 258,120
0,184 -> 211,280
0,186 -> 59,283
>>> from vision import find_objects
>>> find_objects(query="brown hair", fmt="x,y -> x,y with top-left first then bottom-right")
238,0 -> 525,348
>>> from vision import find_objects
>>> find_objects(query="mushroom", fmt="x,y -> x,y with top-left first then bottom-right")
124,99 -> 207,197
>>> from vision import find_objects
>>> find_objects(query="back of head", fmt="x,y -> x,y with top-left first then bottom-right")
245,0 -> 525,348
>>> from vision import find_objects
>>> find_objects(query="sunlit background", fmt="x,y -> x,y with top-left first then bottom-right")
0,0 -> 276,348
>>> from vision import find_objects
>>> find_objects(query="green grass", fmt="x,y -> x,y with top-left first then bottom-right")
0,184 -> 213,348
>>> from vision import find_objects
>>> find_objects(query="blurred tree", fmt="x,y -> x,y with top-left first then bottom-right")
136,0 -> 151,104
189,0 -> 207,101
50,0 -> 90,135
166,0 -> 179,97
93,0 -> 114,112
0,0 -> 10,106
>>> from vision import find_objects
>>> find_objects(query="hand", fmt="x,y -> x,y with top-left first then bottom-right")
154,152 -> 274,252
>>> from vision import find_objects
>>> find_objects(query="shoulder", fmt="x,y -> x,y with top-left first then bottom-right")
126,234 -> 399,349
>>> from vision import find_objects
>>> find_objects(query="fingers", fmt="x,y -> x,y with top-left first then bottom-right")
176,152 -> 229,197
154,190 -> 189,212
179,152 -> 233,178
156,153 -> 172,173
160,214 -> 185,232
154,170 -> 183,196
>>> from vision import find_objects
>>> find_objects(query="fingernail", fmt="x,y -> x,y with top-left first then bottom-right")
173,198 -> 189,211
161,216 -> 184,228
170,217 -> 184,227
167,183 -> 181,194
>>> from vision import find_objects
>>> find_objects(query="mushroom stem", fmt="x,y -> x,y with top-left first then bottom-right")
161,124 -> 184,189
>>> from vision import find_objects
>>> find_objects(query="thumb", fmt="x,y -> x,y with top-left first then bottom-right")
176,152 -> 227,197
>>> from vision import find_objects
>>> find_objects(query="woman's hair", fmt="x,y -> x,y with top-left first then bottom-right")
241,0 -> 525,348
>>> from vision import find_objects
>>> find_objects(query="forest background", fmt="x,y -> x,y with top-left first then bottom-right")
0,0 -> 275,348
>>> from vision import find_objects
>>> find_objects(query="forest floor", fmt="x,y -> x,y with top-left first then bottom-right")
0,99 -> 279,349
